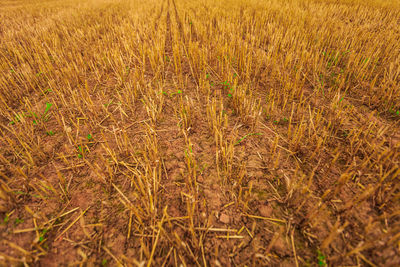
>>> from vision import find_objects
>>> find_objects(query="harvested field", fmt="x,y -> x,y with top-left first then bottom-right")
0,0 -> 400,266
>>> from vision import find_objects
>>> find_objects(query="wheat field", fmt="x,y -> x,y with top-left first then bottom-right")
0,0 -> 399,266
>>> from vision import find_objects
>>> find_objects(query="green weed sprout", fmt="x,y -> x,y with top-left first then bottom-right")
78,146 -> 84,158
317,250 -> 327,266
170,90 -> 182,96
39,228 -> 48,242
235,133 -> 262,145
14,218 -> 24,225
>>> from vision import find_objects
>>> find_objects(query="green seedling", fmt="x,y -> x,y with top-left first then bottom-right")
104,100 -> 113,107
206,73 -> 210,79
389,107 -> 400,116
24,111 -> 39,119
87,134 -> 93,141
184,148 -> 193,158
222,80 -> 230,88
41,88 -> 53,96
3,213 -> 10,225
39,228 -> 48,242
235,133 -> 262,145
77,146 -> 84,158
14,218 -> 24,225
221,80 -> 233,97
170,90 -> 182,96
165,56 -> 170,62
317,250 -> 327,266
77,145 -> 89,158
9,114 -> 22,125
101,259 -> 108,266
47,130 -> 55,136
16,102 -> 54,125
43,103 -> 53,117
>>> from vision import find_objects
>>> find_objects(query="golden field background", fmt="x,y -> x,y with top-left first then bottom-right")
0,0 -> 399,266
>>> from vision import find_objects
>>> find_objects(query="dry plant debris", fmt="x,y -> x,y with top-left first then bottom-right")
0,0 -> 400,266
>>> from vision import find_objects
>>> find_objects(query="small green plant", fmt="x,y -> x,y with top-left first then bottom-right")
388,107 -> 399,116
47,130 -> 55,136
104,100 -> 113,107
3,213 -> 10,225
77,146 -> 85,158
11,103 -> 53,125
317,250 -> 327,266
101,259 -> 108,266
170,90 -> 182,96
14,218 -> 24,225
39,228 -> 48,242
235,133 -> 262,145
44,102 -> 53,115
222,80 -> 233,97
222,80 -> 230,89
87,134 -> 93,141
